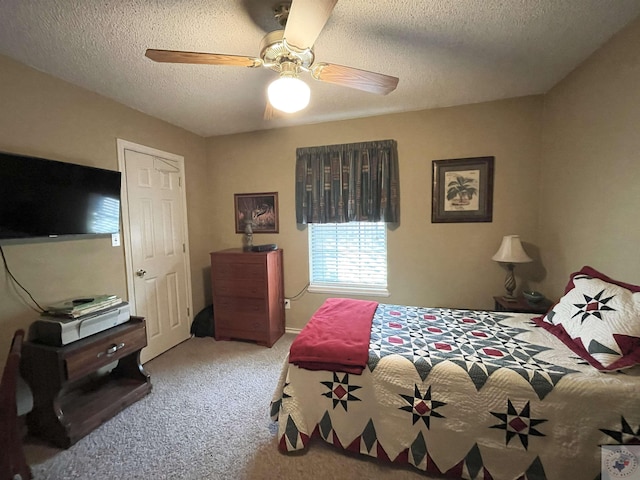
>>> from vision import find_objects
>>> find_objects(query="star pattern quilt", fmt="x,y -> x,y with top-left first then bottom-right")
270,304 -> 640,479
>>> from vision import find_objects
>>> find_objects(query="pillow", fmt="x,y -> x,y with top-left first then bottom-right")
534,274 -> 640,371
563,265 -> 640,294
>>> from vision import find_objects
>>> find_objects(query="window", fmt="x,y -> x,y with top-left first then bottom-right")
308,221 -> 388,296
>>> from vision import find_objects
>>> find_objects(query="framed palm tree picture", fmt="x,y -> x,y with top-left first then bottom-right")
431,156 -> 494,223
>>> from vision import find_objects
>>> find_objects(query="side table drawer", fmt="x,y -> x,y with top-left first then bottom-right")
65,325 -> 147,382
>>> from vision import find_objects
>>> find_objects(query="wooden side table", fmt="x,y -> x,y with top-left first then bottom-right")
21,317 -> 151,448
493,296 -> 552,315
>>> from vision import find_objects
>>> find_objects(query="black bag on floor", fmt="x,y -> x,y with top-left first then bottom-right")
191,304 -> 214,337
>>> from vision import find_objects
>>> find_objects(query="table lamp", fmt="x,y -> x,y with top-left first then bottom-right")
492,235 -> 532,301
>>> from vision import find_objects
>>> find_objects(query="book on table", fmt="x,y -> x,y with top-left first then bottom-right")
45,295 -> 123,319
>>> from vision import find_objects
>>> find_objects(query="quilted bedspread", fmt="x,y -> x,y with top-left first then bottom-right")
270,304 -> 640,480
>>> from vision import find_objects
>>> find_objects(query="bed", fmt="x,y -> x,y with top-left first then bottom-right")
270,267 -> 640,479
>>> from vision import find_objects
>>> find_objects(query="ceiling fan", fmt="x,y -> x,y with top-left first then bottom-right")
145,0 -> 399,116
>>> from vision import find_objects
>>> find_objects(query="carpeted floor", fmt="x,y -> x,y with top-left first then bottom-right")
23,333 -> 438,479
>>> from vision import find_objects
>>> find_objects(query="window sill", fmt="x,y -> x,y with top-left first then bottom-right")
308,285 -> 390,297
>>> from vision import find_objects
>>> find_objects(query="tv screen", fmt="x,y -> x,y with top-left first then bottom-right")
0,151 -> 121,241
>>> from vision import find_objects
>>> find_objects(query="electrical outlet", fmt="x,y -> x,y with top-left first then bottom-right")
284,298 -> 291,309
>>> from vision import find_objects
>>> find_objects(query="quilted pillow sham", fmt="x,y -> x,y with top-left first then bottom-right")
534,273 -> 640,371
562,265 -> 640,295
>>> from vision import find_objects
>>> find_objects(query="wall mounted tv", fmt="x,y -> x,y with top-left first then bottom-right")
0,151 -> 121,242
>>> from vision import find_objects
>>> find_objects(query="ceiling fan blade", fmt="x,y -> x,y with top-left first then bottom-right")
311,63 -> 399,95
145,49 -> 262,68
284,0 -> 338,51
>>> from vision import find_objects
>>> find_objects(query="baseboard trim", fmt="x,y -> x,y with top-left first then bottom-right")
285,327 -> 301,335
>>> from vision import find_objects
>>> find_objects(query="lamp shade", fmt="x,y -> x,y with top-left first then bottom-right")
267,76 -> 310,113
492,235 -> 532,263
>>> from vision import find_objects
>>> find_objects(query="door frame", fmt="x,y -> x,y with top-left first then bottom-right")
116,138 -> 194,325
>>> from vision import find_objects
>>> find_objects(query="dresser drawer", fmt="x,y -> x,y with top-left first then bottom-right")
212,277 -> 268,298
214,296 -> 267,315
211,262 -> 265,282
64,324 -> 147,382
215,309 -> 266,334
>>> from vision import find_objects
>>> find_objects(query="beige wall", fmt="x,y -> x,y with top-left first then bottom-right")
2,11 -> 638,359
206,96 -> 544,330
0,55 -> 210,361
539,16 -> 640,293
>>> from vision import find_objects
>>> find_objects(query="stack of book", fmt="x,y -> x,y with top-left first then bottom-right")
45,294 -> 124,319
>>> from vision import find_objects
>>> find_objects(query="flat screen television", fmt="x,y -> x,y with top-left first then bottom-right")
0,151 -> 121,242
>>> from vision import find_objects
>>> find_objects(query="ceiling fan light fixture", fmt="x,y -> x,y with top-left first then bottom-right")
268,75 -> 310,113
146,0 -> 399,119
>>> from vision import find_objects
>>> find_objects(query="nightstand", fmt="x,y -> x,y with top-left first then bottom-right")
493,296 -> 552,315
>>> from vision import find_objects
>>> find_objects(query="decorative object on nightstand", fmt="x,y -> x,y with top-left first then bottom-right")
522,290 -> 545,305
492,235 -> 532,302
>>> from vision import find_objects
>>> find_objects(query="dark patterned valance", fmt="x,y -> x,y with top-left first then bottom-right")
295,139 -> 399,224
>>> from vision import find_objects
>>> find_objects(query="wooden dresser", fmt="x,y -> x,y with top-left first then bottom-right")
210,248 -> 285,347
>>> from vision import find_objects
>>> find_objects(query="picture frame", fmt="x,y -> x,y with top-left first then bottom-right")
431,156 -> 494,223
234,192 -> 279,233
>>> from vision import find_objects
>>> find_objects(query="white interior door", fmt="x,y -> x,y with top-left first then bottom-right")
117,140 -> 192,363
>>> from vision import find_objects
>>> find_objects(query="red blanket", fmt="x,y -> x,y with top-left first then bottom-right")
289,298 -> 379,374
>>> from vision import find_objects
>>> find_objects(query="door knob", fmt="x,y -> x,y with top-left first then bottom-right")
136,269 -> 147,277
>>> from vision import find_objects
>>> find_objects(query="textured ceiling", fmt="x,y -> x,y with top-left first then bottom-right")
1,1 -> 639,137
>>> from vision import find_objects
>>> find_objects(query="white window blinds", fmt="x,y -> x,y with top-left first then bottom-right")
308,222 -> 388,295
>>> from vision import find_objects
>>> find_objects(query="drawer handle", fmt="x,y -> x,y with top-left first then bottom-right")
97,342 -> 125,358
